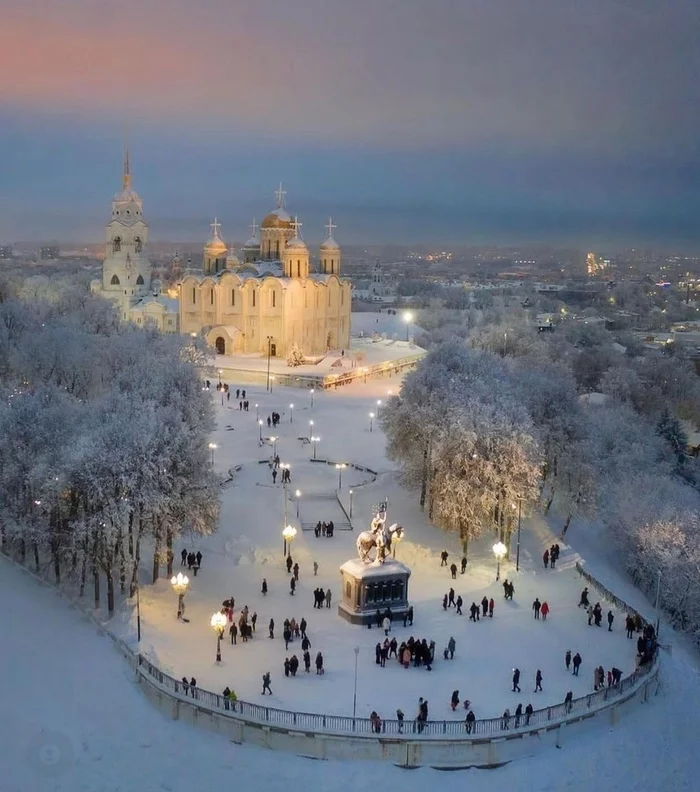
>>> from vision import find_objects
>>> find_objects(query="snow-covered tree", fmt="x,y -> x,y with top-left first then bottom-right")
287,342 -> 306,367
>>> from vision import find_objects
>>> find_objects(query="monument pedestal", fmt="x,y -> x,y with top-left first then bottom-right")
337,558 -> 411,626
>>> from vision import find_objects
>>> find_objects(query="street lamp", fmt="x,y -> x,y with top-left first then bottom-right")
210,612 -> 227,663
270,375 -> 275,393
258,419 -> 263,442
493,541 -> 507,581
171,572 -> 189,620
208,442 -> 217,466
255,403 -> 259,421
266,336 -> 273,391
308,419 -> 314,440
368,412 -> 375,432
403,311 -> 413,342
349,488 -> 354,518
295,489 -> 302,518
336,462 -> 347,489
283,524 -> 297,557
270,436 -> 277,457
311,435 -> 320,459
376,399 -> 382,417
352,646 -> 360,720
289,403 -> 294,423
310,388 -> 315,408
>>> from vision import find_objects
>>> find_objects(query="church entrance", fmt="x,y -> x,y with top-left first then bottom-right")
215,336 -> 225,355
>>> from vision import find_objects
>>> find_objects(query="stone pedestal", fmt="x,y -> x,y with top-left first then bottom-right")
337,559 -> 411,626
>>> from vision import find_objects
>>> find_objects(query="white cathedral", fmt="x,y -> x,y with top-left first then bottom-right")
93,154 -> 351,358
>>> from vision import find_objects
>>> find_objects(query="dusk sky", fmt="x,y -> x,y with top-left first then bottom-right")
1,0 -> 699,247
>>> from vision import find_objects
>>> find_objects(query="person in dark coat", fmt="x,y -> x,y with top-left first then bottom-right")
489,598 -> 495,618
180,548 -> 187,566
543,549 -> 549,569
251,612 -> 257,632
196,551 -> 202,567
512,668 -> 521,692
269,618 -> 274,639
465,709 -> 476,733
290,577 -> 296,596
283,658 -> 290,677
481,596 -> 488,617
289,655 -> 299,676
469,602 -> 479,622
572,652 -> 582,676
303,650 -> 311,672
625,615 -> 635,638
283,627 -> 292,650
375,642 -> 382,665
407,605 -> 414,626
261,578 -> 268,595
564,690 -> 573,712
190,677 -> 197,698
448,588 -> 456,607
607,611 -> 614,631
286,555 -> 293,574
456,595 -> 463,615
525,703 -> 533,726
299,617 -> 307,639
532,598 -> 541,619
451,690 -> 460,711
442,594 -> 448,611
301,635 -> 311,652
461,556 -> 467,574
450,563 -> 458,579
181,677 -> 189,696
315,652 -> 324,674
230,623 -> 237,645
565,649 -> 571,670
514,702 -> 522,728
578,587 -> 589,608
293,562 -> 299,581
440,550 -> 448,566
262,672 -> 272,694
534,669 -> 543,692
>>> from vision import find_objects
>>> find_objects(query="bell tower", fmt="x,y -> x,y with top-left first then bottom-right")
102,148 -> 151,316
320,217 -> 341,275
282,217 -> 309,278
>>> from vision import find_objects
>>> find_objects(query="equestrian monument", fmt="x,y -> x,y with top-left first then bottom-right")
338,504 -> 411,626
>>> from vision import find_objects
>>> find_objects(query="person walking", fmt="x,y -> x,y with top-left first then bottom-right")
251,612 -> 257,632
578,587 -> 589,608
300,617 -> 307,639
481,596 -> 488,618
543,549 -> 549,569
525,703 -> 533,726
397,708 -> 405,734
290,577 -> 296,596
461,556 -> 467,574
269,618 -> 275,639
587,605 -> 594,626
565,649 -> 571,671
440,550 -> 449,567
514,702 -> 522,728
261,578 -> 268,595
313,561 -> 318,576
532,598 -> 541,620
540,601 -> 549,621
196,551 -> 202,568
512,668 -> 521,693
180,548 -> 187,566
465,709 -> 476,733
489,598 -> 495,618
447,636 -> 456,659
450,563 -> 458,579
229,622 -> 237,645
442,594 -> 448,611
572,652 -> 582,676
315,652 -> 324,674
607,611 -> 614,631
534,669 -> 543,692
262,672 -> 272,695
325,588 -> 332,608
293,562 -> 300,582
451,690 -> 460,711
456,595 -> 463,615
383,616 -> 391,637
448,588 -> 456,608
625,615 -> 635,639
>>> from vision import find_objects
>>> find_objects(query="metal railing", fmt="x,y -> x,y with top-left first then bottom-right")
575,562 -> 647,624
137,648 -> 658,740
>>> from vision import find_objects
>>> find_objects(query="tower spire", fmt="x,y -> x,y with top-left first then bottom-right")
250,217 -> 258,237
325,216 -> 337,239
275,182 -> 286,209
123,145 -> 131,191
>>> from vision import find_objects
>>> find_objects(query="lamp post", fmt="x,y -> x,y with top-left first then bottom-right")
258,419 -> 263,442
266,336 -> 273,391
493,541 -> 507,582
171,572 -> 189,620
136,582 -> 141,641
403,311 -> 413,342
515,498 -> 522,572
218,368 -> 222,385
349,488 -> 354,518
308,420 -> 314,440
336,463 -> 346,489
289,403 -> 294,423
376,399 -> 382,417
654,570 -> 662,638
208,442 -> 217,467
211,612 -> 227,663
368,412 -> 375,432
255,403 -> 259,421
352,646 -> 360,720
310,388 -> 315,408
270,375 -> 275,393
311,435 -> 320,459
295,489 -> 302,518
282,524 -> 297,557
270,436 -> 277,457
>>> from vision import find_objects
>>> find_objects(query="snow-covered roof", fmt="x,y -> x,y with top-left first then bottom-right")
244,237 -> 260,248
285,235 -> 307,251
132,295 -> 179,313
261,209 -> 292,228
320,236 -> 340,250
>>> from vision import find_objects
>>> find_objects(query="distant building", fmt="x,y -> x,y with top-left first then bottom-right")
0,245 -> 12,259
40,245 -> 59,260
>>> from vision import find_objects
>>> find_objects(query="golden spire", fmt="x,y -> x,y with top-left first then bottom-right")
123,144 -> 131,191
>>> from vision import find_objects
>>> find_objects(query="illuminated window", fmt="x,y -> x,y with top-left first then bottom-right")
231,289 -> 235,306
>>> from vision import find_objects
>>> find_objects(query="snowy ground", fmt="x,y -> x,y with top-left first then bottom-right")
118,377 -> 638,724
3,375 -> 700,791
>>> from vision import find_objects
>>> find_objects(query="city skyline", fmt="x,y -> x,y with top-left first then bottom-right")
1,1 -> 699,246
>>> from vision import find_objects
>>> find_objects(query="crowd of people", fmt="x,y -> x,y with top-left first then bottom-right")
313,520 -> 336,538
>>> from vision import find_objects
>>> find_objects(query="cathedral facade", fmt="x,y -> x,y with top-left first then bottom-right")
179,186 -> 351,358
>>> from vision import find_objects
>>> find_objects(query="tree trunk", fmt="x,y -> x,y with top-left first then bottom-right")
152,520 -> 161,584
461,530 -> 469,559
166,526 -> 174,577
93,530 -> 100,609
52,539 -> 61,584
79,548 -> 87,597
128,510 -> 134,558
106,558 -> 115,614
33,541 -> 40,573
419,441 -> 429,510
19,537 -> 26,564
130,523 -> 142,597
544,487 -> 556,514
561,513 -> 573,538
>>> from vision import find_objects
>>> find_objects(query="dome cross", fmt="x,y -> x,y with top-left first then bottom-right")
275,182 -> 287,209
325,217 -> 337,239
210,217 -> 222,239
250,217 -> 258,237
291,216 -> 303,238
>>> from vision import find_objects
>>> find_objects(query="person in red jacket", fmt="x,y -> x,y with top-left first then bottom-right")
541,601 -> 550,620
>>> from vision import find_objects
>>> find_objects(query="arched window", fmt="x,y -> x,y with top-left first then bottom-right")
231,289 -> 235,306
135,275 -> 144,285
252,289 -> 256,308
134,236 -> 143,253
113,237 -> 122,253
210,289 -> 214,305
192,287 -> 196,303
272,291 -> 276,308
110,274 -> 120,285
297,261 -> 301,277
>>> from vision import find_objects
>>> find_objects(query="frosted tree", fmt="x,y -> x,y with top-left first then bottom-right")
287,342 -> 306,367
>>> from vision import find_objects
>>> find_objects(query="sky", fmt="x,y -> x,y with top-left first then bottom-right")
1,0 -> 699,248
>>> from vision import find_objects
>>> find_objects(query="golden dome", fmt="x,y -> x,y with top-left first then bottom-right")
261,209 -> 293,229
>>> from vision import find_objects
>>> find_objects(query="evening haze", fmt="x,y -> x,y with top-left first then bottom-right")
1,0 -> 699,246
